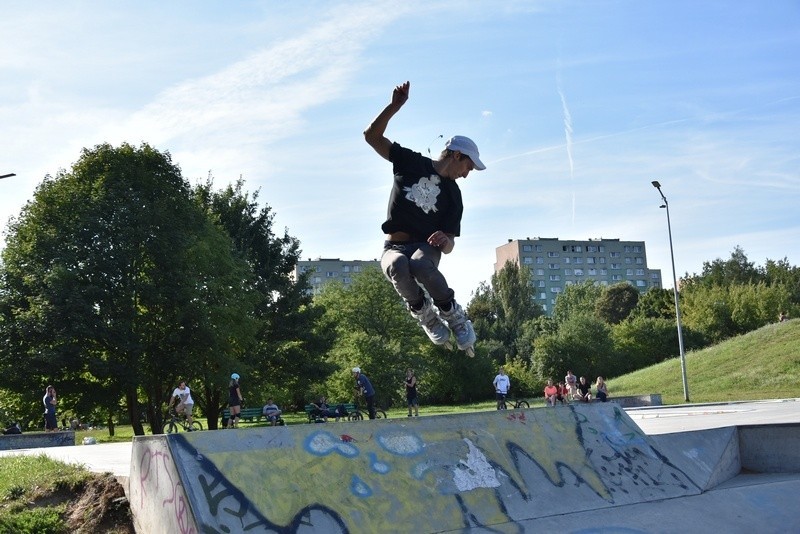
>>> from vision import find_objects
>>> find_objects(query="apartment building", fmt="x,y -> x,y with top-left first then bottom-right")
294,258 -> 381,295
495,237 -> 662,315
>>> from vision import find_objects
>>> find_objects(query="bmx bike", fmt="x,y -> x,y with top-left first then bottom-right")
162,408 -> 203,433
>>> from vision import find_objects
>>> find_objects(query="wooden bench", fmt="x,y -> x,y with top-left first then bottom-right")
221,407 -> 284,426
304,403 -> 356,423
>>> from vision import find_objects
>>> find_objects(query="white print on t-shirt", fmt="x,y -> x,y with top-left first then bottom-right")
403,175 -> 441,214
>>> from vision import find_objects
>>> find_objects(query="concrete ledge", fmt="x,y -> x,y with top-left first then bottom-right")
611,394 -> 663,408
0,431 -> 75,451
739,423 -> 800,473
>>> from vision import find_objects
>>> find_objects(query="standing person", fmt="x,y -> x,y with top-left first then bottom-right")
352,367 -> 376,420
595,376 -> 609,402
42,386 -> 57,432
493,367 -> 511,410
544,379 -> 558,407
576,376 -> 592,403
564,370 -> 578,400
169,380 -> 195,430
227,373 -> 243,429
364,81 -> 486,357
779,311 -> 789,322
405,368 -> 419,417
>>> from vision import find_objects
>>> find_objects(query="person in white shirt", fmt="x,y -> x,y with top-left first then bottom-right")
493,367 -> 511,410
170,381 -> 195,429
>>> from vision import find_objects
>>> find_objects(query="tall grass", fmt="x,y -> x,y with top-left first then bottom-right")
609,319 -> 800,404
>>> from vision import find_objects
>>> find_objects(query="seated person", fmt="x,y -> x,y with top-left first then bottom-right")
310,396 -> 340,422
262,399 -> 282,426
576,376 -> 593,403
543,379 -> 558,407
595,376 -> 608,402
556,382 -> 568,405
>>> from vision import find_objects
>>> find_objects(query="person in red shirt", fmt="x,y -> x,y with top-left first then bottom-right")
544,379 -> 558,407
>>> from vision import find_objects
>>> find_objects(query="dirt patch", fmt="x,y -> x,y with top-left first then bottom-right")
63,473 -> 134,533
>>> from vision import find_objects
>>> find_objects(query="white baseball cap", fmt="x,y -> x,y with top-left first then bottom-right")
445,135 -> 486,170
352,367 -> 361,374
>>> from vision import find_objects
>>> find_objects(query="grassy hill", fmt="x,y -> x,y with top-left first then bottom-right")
609,318 -> 800,405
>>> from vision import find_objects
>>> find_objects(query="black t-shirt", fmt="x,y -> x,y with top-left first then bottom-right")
578,382 -> 590,395
381,143 -> 463,241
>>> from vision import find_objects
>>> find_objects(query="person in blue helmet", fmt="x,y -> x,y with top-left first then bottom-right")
227,373 -> 243,428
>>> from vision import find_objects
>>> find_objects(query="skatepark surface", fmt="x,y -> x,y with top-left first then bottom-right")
3,400 -> 799,533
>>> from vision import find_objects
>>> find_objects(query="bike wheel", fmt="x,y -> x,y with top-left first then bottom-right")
190,421 -> 203,431
164,421 -> 178,434
349,411 -> 364,421
376,410 -> 388,419
515,400 -> 530,409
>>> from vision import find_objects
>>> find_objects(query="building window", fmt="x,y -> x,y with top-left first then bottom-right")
612,274 -> 622,281
536,269 -> 545,275
636,257 -> 643,264
624,246 -> 632,253
599,257 -> 606,264
599,246 -> 605,252
326,271 -> 338,278
549,275 -> 561,281
536,257 -> 544,264
549,263 -> 559,270
548,251 -> 560,257
564,257 -> 571,264
564,269 -> 572,275
574,257 -> 583,264
636,280 -> 646,287
634,246 -> 642,253
611,263 -> 621,269
523,244 -> 532,252
523,256 -> 533,264
551,287 -> 562,293
625,257 -> 632,264
636,269 -> 645,276
343,265 -> 351,273
610,252 -> 620,258
626,269 -> 633,276
588,268 -> 597,275
343,277 -> 351,284
651,273 -> 659,279
574,269 -> 584,276
539,292 -> 546,300
314,276 -> 322,283
587,257 -> 595,264
587,245 -> 597,252
535,245 -> 543,252
353,266 -> 362,272
538,280 -> 545,287
600,269 -> 608,275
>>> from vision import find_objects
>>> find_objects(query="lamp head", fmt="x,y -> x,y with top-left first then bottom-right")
651,180 -> 661,189
0,173 -> 16,179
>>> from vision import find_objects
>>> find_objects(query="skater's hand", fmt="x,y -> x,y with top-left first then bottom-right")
391,81 -> 410,108
427,231 -> 454,253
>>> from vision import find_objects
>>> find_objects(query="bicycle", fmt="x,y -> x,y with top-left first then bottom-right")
348,399 -> 388,421
497,394 -> 530,410
162,408 -> 203,433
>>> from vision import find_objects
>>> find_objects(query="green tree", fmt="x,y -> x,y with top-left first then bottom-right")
533,314 -> 614,383
595,283 -> 640,324
0,143 -> 257,435
551,281 -> 603,325
469,261 -> 543,363
630,287 -> 676,320
193,179 -> 324,420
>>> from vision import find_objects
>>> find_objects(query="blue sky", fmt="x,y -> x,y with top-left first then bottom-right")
2,1 -> 799,300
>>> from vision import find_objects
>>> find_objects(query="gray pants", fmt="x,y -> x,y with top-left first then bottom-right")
381,241 -> 454,308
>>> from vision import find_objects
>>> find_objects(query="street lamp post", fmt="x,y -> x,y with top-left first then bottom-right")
651,180 -> 689,402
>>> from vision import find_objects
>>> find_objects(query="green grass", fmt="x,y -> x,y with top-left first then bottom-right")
609,318 -> 800,404
0,455 -> 92,534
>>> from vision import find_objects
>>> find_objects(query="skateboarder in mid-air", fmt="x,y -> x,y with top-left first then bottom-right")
364,81 -> 486,356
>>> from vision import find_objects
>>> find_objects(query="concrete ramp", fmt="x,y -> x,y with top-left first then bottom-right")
129,404 -> 708,533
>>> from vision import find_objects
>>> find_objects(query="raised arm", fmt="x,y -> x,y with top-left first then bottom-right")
363,81 -> 410,161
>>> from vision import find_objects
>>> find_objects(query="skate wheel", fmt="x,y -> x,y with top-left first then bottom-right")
444,341 -> 454,351
465,346 -> 475,358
